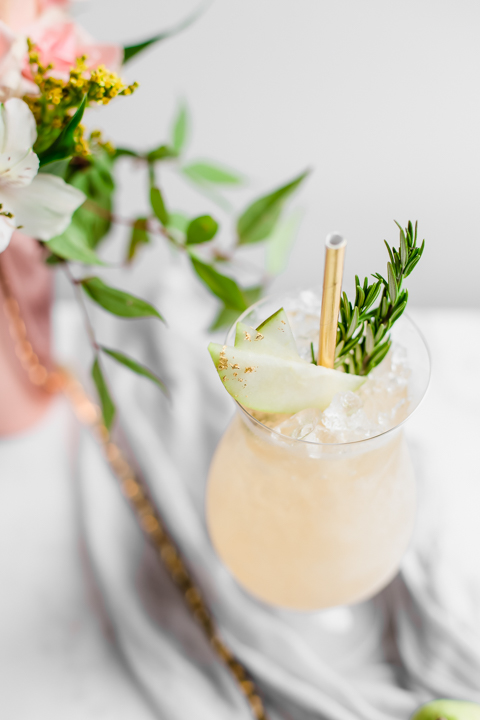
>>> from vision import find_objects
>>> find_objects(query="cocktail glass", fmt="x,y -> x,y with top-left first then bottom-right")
206,290 -> 430,611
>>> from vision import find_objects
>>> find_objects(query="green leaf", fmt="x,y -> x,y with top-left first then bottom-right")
266,209 -> 303,275
113,147 -> 140,159
38,96 -> 87,167
341,332 -> 362,355
389,300 -> 407,325
147,145 -> 177,162
381,295 -> 388,316
345,307 -> 359,340
367,339 -> 392,372
123,37 -> 163,62
44,253 -> 64,266
181,161 -> 242,185
384,240 -> 395,269
403,253 -> 421,278
369,338 -> 391,362
365,322 -> 375,355
150,186 -> 169,225
127,217 -> 150,262
101,347 -> 166,393
363,281 -> 381,311
209,285 -> 262,331
180,172 -> 231,211
342,292 -> 351,325
167,212 -> 189,233
399,229 -> 408,268
243,285 -> 263,306
355,284 -> 365,309
38,158 -> 70,178
45,226 -> 105,265
237,169 -> 309,245
407,220 -> 414,245
123,6 -> 204,63
374,324 -> 387,344
334,339 -> 344,359
172,104 -> 188,154
209,306 -> 239,332
186,215 -> 219,244
92,358 -> 115,430
81,277 -> 163,320
387,262 -> 398,304
189,254 -> 247,311
63,152 -> 115,250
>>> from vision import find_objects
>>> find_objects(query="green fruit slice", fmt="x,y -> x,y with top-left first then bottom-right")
208,343 -> 364,413
411,699 -> 480,720
234,308 -> 298,359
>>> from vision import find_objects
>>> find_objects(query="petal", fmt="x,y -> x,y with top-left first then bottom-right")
0,29 -> 38,101
0,215 -> 15,252
0,148 -> 39,187
0,98 -> 37,174
80,42 -> 123,73
1,173 -> 85,241
0,75 -> 39,102
0,3 -> 40,32
0,21 -> 17,54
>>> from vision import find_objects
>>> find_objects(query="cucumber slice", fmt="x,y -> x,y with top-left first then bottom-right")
208,343 -> 364,413
234,308 -> 298,359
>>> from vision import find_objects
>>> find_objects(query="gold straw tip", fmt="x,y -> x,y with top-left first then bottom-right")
325,232 -> 347,249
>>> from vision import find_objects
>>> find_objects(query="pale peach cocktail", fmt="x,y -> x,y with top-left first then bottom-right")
206,292 -> 429,610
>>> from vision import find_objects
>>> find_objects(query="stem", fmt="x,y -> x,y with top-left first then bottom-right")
83,198 -> 265,277
63,263 -> 99,353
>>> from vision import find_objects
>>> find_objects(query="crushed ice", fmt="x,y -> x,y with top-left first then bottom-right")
273,300 -> 411,444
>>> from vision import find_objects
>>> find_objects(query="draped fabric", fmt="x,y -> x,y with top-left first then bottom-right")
0,257 -> 478,718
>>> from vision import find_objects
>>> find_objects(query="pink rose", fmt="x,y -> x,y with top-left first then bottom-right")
0,1 -> 122,83
0,21 -> 37,100
0,0 -> 68,32
25,8 -> 122,80
40,0 -> 69,9
0,0 -> 41,32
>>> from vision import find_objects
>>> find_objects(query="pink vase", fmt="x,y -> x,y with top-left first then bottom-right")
0,232 -> 54,436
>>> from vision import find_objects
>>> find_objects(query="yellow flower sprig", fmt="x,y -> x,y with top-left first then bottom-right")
24,41 -> 138,157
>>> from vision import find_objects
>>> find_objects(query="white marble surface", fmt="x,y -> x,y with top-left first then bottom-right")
0,302 -> 478,719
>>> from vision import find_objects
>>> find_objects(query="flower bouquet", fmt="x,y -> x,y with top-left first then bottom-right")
0,0 -> 309,428
0,2 -> 310,717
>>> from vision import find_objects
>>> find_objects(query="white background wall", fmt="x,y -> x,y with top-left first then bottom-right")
77,0 -> 480,307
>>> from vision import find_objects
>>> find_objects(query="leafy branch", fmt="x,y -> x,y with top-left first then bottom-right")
45,104 -> 308,331
63,263 -> 166,429
334,220 -> 425,376
41,99 -> 308,425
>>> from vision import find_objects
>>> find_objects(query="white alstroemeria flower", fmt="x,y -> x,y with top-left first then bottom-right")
0,97 -> 85,252
0,21 -> 38,101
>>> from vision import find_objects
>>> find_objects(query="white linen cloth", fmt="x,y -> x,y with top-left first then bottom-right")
0,263 -> 478,718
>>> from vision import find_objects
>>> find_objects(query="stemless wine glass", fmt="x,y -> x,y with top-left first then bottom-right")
206,290 -> 430,611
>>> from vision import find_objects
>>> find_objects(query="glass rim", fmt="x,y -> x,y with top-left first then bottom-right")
226,290 -> 431,449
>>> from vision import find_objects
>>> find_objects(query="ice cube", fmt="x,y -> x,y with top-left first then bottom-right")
274,408 -> 323,440
321,392 -> 373,441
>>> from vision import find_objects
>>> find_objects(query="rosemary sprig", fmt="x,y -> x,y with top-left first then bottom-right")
334,220 -> 425,376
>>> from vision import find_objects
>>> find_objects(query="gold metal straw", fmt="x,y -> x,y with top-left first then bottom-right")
318,233 -> 347,368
